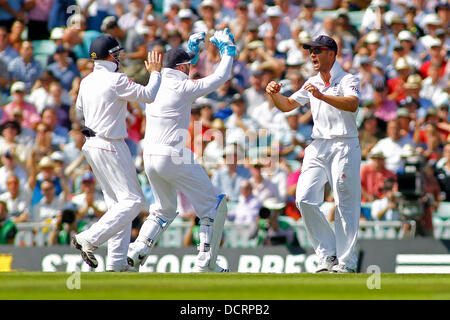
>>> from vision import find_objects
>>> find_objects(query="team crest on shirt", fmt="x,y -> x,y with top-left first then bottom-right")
350,85 -> 360,94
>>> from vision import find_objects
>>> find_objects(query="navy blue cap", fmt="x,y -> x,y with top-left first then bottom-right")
163,48 -> 196,68
89,35 -> 123,60
303,35 -> 338,53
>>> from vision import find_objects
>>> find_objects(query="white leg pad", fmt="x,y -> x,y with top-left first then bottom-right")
209,194 -> 227,271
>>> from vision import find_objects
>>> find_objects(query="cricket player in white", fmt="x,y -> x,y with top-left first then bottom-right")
72,35 -> 163,271
127,29 -> 237,272
266,35 -> 361,273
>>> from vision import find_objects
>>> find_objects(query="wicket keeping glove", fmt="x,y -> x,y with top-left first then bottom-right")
210,28 -> 237,58
187,31 -> 205,65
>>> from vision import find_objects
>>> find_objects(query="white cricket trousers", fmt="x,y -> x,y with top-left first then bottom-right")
296,137 -> 361,270
78,136 -> 146,269
143,149 -> 218,223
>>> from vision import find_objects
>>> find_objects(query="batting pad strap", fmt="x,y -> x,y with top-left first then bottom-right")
197,243 -> 211,252
141,238 -> 154,248
200,216 -> 214,226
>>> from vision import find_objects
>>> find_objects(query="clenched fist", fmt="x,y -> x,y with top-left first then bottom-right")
266,81 -> 282,95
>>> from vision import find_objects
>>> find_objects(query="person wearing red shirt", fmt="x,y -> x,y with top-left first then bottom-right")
360,150 -> 397,203
387,57 -> 413,104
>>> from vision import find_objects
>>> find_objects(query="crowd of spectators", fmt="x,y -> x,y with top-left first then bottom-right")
0,0 -> 448,246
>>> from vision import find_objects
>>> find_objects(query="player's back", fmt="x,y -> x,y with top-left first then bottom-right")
76,61 -> 128,139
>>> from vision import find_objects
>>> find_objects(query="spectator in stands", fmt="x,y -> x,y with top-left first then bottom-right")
249,162 -> 280,203
0,120 -> 29,164
370,119 -> 414,173
211,143 -> 251,203
203,118 -> 227,173
415,122 -> 443,162
416,13 -> 444,60
242,69 -> 267,117
193,0 -> 217,35
0,25 -> 18,65
30,172 -> 69,223
1,81 -> 41,130
358,111 -> 381,161
370,178 -> 401,221
8,20 -> 25,50
372,81 -> 399,124
0,1 -> 25,31
396,107 -> 415,141
206,79 -> 240,113
118,0 -> 145,31
420,38 -> 447,79
228,179 -> 262,224
0,149 -> 27,194
0,173 -> 31,223
258,6 -> 291,43
8,41 -> 43,92
46,45 -> 81,92
296,0 -> 323,39
360,150 -> 397,203
387,57 -> 413,104
63,13 -> 101,60
0,200 -> 17,244
434,141 -> 450,201
277,108 -> 308,161
355,55 -> 385,104
70,171 -> 106,233
224,93 -> 258,149
361,30 -> 390,71
248,0 -> 267,25
101,15 -> 149,84
413,107 -> 448,148
40,107 -> 69,148
23,0 -> 53,40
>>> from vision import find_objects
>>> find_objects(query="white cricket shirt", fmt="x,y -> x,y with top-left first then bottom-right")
76,60 -> 161,140
144,55 -> 233,156
290,61 -> 361,140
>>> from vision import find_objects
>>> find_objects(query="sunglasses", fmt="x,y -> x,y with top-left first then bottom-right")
309,47 -> 329,55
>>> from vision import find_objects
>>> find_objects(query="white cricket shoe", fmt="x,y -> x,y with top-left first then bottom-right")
315,255 -> 338,273
192,262 -> 230,273
331,264 -> 356,273
127,241 -> 151,268
72,234 -> 98,268
106,265 -> 138,272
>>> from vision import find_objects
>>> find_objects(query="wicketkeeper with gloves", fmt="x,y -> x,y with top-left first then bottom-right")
127,29 -> 237,272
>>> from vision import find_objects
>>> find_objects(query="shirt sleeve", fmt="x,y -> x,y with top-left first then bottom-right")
290,81 -> 310,106
181,55 -> 234,100
114,71 -> 161,103
341,74 -> 361,98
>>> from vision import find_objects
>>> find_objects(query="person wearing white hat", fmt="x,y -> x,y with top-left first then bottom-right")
258,6 -> 292,42
415,13 -> 444,58
0,81 -> 41,130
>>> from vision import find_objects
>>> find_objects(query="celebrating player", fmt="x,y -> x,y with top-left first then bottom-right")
72,35 -> 162,271
266,35 -> 362,273
127,29 -> 237,272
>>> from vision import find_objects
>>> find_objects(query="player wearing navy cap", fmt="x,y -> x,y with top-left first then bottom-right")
266,35 -> 362,273
72,35 -> 163,271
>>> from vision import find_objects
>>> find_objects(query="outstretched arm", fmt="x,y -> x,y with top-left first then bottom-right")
115,51 -> 163,103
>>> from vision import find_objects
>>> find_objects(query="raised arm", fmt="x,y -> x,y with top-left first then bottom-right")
115,51 -> 162,103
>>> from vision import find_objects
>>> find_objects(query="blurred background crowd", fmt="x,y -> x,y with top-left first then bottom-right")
0,0 -> 448,248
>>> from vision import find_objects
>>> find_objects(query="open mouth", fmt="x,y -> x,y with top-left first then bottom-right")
311,58 -> 320,68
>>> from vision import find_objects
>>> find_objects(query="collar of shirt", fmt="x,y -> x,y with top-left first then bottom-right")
162,68 -> 189,81
93,60 -> 117,72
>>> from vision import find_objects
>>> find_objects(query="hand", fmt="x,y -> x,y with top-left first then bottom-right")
266,81 -> 282,95
188,32 -> 205,65
144,50 -> 162,73
304,83 -> 323,99
210,28 -> 237,57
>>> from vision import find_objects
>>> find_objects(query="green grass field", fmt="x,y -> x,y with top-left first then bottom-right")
1,272 -> 450,300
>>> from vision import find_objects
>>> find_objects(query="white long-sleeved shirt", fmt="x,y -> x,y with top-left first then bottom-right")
144,55 -> 233,156
76,60 -> 161,140
290,61 -> 361,140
